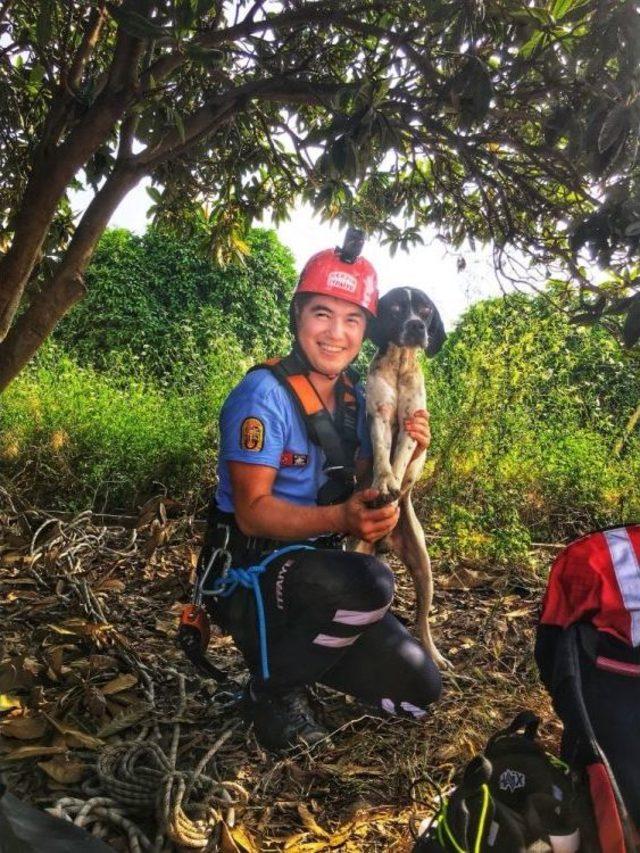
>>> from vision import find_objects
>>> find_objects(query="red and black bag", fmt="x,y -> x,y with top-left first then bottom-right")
535,524 -> 640,852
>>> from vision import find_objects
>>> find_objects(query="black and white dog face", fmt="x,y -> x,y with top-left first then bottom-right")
370,287 -> 446,356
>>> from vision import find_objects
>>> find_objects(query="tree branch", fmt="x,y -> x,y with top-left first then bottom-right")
0,85 -> 133,341
38,5 -> 109,155
67,4 -> 107,92
137,77 -> 347,168
139,1 -> 380,93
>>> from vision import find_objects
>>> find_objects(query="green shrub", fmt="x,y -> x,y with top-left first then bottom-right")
0,337 -> 251,511
55,226 -> 296,378
421,293 -> 640,564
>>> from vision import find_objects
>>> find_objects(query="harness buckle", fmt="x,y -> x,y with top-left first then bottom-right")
323,465 -> 347,475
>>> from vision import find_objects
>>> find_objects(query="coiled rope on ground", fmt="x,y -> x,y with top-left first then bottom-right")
50,671 -> 247,850
8,506 -> 250,851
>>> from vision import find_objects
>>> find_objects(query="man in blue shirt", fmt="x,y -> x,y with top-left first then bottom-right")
205,239 -> 441,751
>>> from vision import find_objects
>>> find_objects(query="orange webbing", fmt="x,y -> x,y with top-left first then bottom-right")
587,763 -> 626,853
286,374 -> 324,414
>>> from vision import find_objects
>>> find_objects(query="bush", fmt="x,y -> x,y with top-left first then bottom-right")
421,293 -> 640,564
55,226 -> 296,378
0,336 -> 251,511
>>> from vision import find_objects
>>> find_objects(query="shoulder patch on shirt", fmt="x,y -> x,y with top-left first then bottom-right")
240,417 -> 265,451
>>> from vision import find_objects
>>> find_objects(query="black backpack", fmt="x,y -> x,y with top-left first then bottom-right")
412,712 -> 579,852
0,776 -> 113,852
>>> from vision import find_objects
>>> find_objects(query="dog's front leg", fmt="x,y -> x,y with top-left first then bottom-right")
366,370 -> 401,505
369,409 -> 401,505
391,428 -> 418,492
391,370 -> 426,490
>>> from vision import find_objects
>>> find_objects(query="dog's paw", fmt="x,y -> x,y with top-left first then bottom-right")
421,637 -> 453,670
370,473 -> 401,507
432,649 -> 453,671
366,490 -> 400,509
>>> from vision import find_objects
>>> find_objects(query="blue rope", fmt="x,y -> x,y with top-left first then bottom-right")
210,544 -> 314,681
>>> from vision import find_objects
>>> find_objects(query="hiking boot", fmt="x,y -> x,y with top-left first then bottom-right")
242,681 -> 330,752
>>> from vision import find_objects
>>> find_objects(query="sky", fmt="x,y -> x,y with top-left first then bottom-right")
88,179 -> 509,331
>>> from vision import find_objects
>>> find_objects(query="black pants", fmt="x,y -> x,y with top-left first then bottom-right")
210,547 -> 442,716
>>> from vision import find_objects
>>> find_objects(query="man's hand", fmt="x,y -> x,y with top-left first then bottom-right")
405,409 -> 431,461
340,488 -> 400,542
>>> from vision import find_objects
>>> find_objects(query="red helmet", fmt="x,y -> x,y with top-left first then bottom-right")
295,248 -> 378,317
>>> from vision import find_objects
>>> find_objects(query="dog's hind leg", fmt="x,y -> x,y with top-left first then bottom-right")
389,493 -> 449,670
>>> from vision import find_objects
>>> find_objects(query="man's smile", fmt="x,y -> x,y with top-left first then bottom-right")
317,343 -> 346,355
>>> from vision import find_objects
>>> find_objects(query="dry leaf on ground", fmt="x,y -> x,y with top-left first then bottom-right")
1,715 -> 48,740
38,755 -> 86,784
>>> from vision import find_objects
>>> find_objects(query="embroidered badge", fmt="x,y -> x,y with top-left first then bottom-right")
280,451 -> 308,467
241,417 -> 265,451
498,768 -> 526,793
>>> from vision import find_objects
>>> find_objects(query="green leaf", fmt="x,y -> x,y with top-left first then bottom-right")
146,186 -> 163,204
520,29 -> 545,59
551,0 -> 584,21
172,110 -> 186,144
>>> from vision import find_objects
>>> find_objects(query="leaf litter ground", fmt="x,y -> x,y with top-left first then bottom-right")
0,489 -> 557,851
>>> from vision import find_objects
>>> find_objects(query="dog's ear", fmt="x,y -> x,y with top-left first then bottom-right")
426,307 -> 446,356
366,315 -> 386,349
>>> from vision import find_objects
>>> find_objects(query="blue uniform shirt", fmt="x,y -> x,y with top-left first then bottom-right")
216,368 -> 372,513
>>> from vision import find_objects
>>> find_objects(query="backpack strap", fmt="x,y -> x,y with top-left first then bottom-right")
553,625 -> 638,852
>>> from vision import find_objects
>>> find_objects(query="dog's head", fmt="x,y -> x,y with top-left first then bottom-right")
369,287 -> 446,356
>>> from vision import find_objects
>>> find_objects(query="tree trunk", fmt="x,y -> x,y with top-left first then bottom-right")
0,85 -> 135,341
0,165 -> 143,392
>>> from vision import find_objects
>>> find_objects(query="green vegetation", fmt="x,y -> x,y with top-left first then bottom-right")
2,246 -> 639,562
0,226 -> 294,509
423,294 -> 640,564
0,336 -> 249,511
55,226 -> 296,376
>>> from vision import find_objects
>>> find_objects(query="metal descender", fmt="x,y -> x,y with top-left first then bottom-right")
177,525 -> 232,682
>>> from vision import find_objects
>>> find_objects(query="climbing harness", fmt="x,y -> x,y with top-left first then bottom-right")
202,544 -> 315,681
179,528 -> 315,682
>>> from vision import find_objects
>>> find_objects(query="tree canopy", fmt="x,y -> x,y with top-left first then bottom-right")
1,0 -> 640,390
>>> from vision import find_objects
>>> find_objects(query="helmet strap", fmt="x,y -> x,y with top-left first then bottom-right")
292,342 -> 339,381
